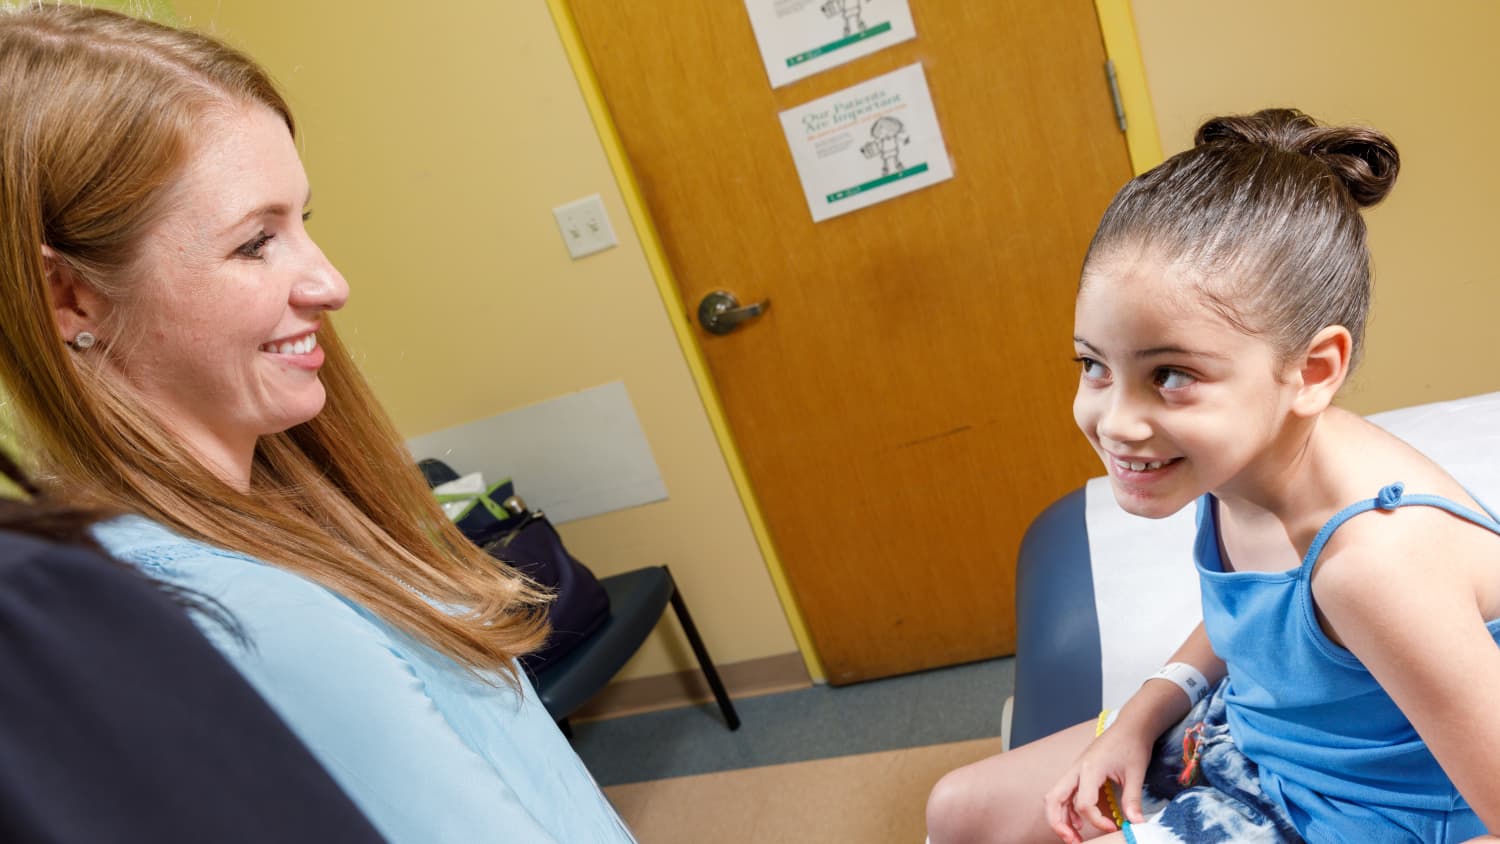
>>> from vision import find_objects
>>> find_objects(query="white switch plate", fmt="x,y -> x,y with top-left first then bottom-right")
552,194 -> 617,259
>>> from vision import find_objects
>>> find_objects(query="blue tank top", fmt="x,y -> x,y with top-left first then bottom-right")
1195,482 -> 1500,843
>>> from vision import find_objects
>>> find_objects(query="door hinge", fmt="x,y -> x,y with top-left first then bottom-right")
1104,59 -> 1127,133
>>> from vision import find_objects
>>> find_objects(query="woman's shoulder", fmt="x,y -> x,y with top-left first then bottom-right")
92,514 -> 263,576
91,514 -> 378,643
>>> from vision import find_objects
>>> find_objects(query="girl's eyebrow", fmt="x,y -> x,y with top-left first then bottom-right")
1074,336 -> 1229,361
1136,345 -> 1230,361
1073,336 -> 1103,355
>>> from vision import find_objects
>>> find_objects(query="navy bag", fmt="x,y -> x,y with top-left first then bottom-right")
421,462 -> 611,672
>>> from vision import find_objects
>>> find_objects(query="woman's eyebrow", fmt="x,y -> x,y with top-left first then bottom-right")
218,190 -> 314,236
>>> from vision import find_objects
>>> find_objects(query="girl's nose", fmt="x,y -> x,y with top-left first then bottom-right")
1096,393 -> 1152,446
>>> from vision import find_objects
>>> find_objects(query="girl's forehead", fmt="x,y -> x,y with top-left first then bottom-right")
1080,253 -> 1213,314
1075,253 -> 1254,344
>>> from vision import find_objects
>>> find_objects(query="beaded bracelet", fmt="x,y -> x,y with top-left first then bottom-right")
1093,710 -> 1138,844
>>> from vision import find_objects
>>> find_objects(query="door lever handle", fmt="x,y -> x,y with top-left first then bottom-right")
698,290 -> 769,335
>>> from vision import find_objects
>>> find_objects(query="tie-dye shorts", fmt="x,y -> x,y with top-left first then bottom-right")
1112,681 -> 1303,844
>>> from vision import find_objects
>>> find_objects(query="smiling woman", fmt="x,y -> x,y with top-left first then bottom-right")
0,5 -> 633,842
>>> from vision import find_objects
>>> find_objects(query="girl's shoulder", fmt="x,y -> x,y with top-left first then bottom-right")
1324,409 -> 1487,509
1307,426 -> 1500,634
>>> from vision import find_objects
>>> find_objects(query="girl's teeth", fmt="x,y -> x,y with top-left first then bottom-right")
1121,459 -> 1168,471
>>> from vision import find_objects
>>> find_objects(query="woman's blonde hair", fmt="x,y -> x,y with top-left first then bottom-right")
0,3 -> 548,677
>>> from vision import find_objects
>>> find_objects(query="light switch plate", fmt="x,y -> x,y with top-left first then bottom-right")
552,194 -> 617,259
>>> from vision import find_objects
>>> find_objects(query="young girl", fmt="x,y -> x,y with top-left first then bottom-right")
926,109 -> 1500,843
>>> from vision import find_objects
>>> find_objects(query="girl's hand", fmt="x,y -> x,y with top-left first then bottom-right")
1042,720 -> 1152,844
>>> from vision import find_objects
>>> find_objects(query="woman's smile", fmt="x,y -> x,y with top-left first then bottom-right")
258,330 -> 325,370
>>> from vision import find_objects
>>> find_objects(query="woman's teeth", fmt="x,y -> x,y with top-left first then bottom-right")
260,334 -> 317,355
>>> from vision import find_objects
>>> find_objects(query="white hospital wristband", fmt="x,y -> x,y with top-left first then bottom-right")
1146,662 -> 1211,705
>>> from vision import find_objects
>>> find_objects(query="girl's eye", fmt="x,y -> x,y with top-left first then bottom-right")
1154,367 -> 1196,390
1073,356 -> 1108,382
235,231 -> 274,259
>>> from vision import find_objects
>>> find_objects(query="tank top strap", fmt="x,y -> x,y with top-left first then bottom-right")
1301,482 -> 1500,572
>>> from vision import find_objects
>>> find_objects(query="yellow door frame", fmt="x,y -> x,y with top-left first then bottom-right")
545,0 -> 1162,684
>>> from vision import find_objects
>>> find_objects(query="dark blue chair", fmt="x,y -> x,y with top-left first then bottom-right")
532,564 -> 740,736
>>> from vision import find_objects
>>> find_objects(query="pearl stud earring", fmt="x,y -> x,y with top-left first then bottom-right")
71,331 -> 96,350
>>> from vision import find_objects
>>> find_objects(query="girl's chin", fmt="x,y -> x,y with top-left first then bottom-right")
1109,480 -> 1196,519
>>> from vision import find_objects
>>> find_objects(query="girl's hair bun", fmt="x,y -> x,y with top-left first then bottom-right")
1194,108 -> 1400,207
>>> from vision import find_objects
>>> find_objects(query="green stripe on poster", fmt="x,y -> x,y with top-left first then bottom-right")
826,162 -> 930,203
786,21 -> 893,67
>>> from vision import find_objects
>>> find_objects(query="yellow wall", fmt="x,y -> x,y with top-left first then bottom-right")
1131,1 -> 1500,413
163,1 -> 1499,686
170,0 -> 799,681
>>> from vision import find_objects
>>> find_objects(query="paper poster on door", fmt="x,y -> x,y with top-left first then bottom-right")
779,63 -> 953,223
743,0 -> 916,89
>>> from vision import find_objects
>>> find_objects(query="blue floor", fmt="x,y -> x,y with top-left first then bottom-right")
570,656 -> 1014,787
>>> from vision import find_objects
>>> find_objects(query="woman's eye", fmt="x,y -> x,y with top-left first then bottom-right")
1073,356 -> 1108,382
235,231 -> 274,259
1155,368 -> 1195,390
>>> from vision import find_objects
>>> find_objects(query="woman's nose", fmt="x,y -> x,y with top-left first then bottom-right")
291,243 -> 349,313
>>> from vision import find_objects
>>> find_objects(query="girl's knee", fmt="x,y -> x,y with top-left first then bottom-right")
928,766 -> 973,842
926,765 -> 1001,844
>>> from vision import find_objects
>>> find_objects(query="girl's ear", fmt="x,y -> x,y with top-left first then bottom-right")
44,246 -> 110,345
1290,325 -> 1352,417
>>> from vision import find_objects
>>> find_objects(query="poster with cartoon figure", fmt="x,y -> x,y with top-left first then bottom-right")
743,0 -> 917,89
778,63 -> 953,222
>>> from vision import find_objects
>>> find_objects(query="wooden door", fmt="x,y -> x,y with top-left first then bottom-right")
570,2 -> 1129,684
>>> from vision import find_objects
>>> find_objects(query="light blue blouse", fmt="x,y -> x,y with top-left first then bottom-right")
95,515 -> 636,844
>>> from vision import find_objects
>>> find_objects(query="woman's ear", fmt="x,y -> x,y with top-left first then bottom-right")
1289,325 -> 1352,417
43,245 -> 109,345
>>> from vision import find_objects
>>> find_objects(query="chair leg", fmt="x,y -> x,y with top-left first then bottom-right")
557,717 -> 573,739
663,566 -> 741,730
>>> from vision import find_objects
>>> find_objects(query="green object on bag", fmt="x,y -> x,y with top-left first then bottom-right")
433,476 -> 517,523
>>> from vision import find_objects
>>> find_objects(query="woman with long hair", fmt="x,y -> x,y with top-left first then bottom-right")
0,5 -> 633,841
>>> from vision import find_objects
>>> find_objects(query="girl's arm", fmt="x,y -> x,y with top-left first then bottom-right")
1045,622 -> 1227,839
1116,621 -> 1226,745
1314,517 -> 1500,833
